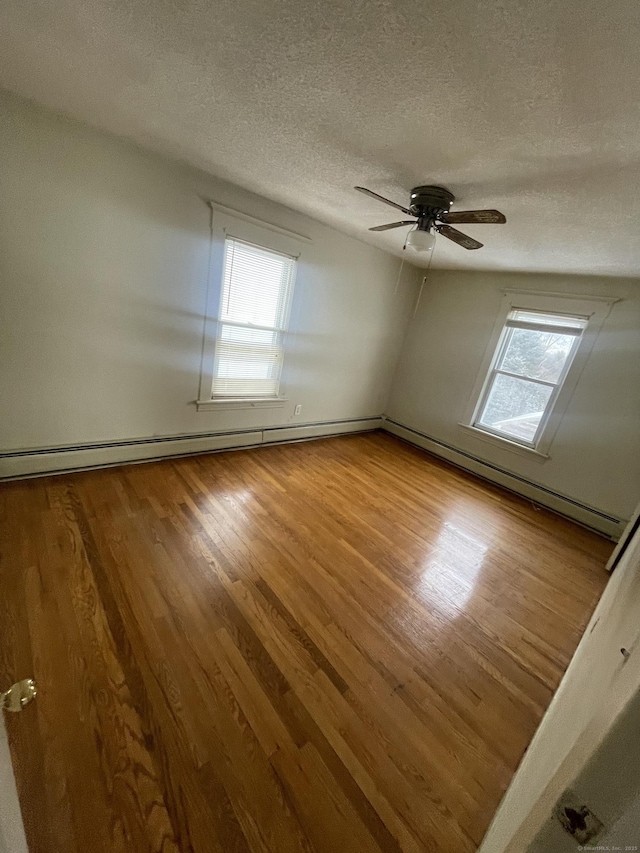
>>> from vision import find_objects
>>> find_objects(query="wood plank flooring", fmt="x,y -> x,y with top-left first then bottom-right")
0,431 -> 611,852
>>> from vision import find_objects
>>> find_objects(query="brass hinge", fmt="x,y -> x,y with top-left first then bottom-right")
1,679 -> 37,713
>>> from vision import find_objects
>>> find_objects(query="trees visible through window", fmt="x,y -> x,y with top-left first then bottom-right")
474,310 -> 588,447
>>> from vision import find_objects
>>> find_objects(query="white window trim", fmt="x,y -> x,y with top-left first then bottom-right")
197,204 -> 303,412
196,397 -> 288,412
457,423 -> 552,460
461,291 -> 619,459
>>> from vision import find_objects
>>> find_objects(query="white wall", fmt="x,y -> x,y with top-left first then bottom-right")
387,269 -> 640,525
0,89 -> 419,455
597,794 -> 640,848
528,688 -> 640,851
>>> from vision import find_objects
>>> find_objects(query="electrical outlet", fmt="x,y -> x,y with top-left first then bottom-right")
294,404 -> 302,415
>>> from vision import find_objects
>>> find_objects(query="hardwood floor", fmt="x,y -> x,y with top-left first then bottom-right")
0,431 -> 611,853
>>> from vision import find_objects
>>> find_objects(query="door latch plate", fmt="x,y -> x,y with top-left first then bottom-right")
1,678 -> 37,713
555,790 -> 604,844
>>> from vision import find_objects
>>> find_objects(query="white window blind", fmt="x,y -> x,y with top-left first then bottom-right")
211,237 -> 296,398
473,309 -> 588,447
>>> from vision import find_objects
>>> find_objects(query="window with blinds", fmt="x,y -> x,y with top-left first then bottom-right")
211,237 -> 296,398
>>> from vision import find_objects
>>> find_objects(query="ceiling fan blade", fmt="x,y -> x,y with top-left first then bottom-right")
369,221 -> 416,232
440,209 -> 506,224
437,224 -> 483,250
355,186 -> 412,215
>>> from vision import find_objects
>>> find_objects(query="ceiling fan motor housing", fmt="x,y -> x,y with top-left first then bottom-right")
410,185 -> 455,228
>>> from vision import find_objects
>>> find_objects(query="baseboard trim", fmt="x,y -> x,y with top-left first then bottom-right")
382,418 -> 625,540
0,418 -> 382,480
2,416 -> 624,540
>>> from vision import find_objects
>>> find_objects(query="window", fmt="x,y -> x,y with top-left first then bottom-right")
473,309 -> 588,448
211,237 -> 296,399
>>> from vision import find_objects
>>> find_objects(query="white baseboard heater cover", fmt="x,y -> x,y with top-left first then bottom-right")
0,418 -> 382,480
383,418 -> 625,540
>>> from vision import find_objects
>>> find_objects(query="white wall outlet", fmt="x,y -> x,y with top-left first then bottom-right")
294,404 -> 302,415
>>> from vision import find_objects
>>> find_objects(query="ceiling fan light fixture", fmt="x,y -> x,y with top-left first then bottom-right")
355,185 -> 505,251
405,228 -> 435,254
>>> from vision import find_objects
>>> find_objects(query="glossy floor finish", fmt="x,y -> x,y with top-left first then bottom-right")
0,432 -> 611,853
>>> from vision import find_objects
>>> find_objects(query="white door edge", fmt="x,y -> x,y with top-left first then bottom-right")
0,716 -> 28,853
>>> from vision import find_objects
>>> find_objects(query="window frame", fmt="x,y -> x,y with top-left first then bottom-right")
460,291 -> 616,459
472,310 -> 586,449
211,236 -> 296,400
197,206 -> 304,412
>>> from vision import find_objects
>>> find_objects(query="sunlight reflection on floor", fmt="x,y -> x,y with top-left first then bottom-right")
416,507 -> 494,617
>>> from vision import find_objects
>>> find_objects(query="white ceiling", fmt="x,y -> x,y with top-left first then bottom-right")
1,0 -> 640,275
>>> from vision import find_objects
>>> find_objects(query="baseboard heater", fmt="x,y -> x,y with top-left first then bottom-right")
382,418 -> 625,541
1,416 -> 624,540
0,417 -> 382,481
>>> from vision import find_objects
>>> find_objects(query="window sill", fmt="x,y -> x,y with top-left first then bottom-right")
458,424 -> 550,461
196,397 -> 288,412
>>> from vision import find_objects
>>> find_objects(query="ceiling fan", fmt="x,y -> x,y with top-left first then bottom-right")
355,185 -> 506,252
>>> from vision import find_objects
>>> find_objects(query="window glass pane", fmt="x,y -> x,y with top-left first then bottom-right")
221,239 -> 295,328
477,374 -> 553,443
510,310 -> 587,329
215,325 -> 280,380
220,325 -> 276,347
212,324 -> 282,396
217,357 -> 274,381
499,328 -> 575,383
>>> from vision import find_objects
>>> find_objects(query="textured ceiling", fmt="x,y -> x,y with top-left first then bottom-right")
1,0 -> 640,275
